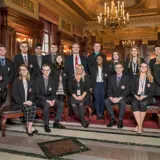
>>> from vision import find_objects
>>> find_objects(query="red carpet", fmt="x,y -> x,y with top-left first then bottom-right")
45,111 -> 159,129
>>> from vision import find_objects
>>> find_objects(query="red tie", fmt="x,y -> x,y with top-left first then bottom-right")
75,55 -> 78,68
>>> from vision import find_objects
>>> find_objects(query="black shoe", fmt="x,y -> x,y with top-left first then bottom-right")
44,125 -> 51,133
53,122 -> 66,129
28,132 -> 34,136
97,116 -> 101,120
107,119 -> 117,127
91,111 -> 96,116
83,121 -> 89,128
117,120 -> 123,129
32,129 -> 38,134
6,119 -> 16,125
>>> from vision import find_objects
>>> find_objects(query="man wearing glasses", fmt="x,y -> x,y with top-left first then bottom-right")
13,41 -> 36,77
105,63 -> 130,129
35,64 -> 65,133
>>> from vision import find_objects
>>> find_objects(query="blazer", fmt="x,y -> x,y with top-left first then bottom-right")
68,75 -> 90,96
131,75 -> 155,99
87,52 -> 106,75
153,64 -> 160,96
0,58 -> 15,84
149,58 -> 156,75
125,58 -> 145,79
13,53 -> 36,77
108,74 -> 130,98
52,66 -> 68,93
32,55 -> 46,79
12,78 -> 35,110
90,64 -> 109,94
35,75 -> 57,101
0,66 -> 8,92
65,55 -> 88,78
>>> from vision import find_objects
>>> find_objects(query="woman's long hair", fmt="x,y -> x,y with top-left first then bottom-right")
54,54 -> 64,68
128,46 -> 141,68
75,64 -> 86,82
111,50 -> 123,63
140,63 -> 154,83
18,64 -> 30,81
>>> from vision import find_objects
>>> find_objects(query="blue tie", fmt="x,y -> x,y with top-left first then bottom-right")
1,59 -> 5,66
117,76 -> 121,86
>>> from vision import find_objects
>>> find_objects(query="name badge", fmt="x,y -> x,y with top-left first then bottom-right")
77,90 -> 81,96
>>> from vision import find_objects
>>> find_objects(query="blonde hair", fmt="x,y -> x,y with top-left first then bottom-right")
18,64 -> 30,81
75,64 -> 86,82
140,63 -> 154,83
155,55 -> 160,64
128,46 -> 141,68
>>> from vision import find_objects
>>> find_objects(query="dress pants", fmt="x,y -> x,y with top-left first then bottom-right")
71,97 -> 88,127
0,89 -> 7,107
94,82 -> 105,117
105,98 -> 126,121
36,100 -> 64,126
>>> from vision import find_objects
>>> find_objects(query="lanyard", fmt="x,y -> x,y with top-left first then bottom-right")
140,78 -> 146,92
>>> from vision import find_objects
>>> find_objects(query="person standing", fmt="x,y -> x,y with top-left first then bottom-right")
13,41 -> 36,78
90,55 -> 109,120
125,46 -> 145,80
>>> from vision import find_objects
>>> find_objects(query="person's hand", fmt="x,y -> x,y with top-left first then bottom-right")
27,101 -> 32,106
139,96 -> 146,101
50,100 -> 55,106
135,95 -> 141,101
78,96 -> 83,101
109,97 -> 113,102
46,100 -> 52,106
112,98 -> 119,104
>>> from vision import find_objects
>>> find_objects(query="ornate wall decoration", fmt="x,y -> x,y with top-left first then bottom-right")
61,20 -> 72,32
11,0 -> 34,13
73,25 -> 83,37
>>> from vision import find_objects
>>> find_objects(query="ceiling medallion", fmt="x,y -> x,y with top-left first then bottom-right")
97,0 -> 129,33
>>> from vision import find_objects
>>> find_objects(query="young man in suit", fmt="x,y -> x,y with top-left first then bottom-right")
90,55 -> 109,120
0,65 -> 8,109
105,63 -> 130,128
33,43 -> 45,78
13,41 -> 36,78
35,64 -> 65,133
149,45 -> 160,74
65,43 -> 88,78
87,42 -> 106,75
0,44 -> 16,125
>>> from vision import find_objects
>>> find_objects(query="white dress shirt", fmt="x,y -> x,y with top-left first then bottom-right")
96,66 -> 103,82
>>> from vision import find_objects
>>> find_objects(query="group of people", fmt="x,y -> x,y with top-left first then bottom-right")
0,41 -> 160,136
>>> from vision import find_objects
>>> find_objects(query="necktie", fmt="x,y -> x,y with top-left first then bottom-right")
1,59 -> 5,66
75,55 -> 78,68
24,56 -> 28,66
37,56 -> 42,68
117,76 -> 121,86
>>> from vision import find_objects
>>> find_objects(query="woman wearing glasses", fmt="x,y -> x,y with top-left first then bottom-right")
12,64 -> 37,136
131,63 -> 155,134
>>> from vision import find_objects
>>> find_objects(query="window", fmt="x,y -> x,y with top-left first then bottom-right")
42,32 -> 50,54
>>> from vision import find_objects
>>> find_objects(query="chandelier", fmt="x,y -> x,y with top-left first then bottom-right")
122,40 -> 135,48
97,0 -> 129,32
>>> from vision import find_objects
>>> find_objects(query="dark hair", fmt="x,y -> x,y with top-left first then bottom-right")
115,62 -> 124,68
54,54 -> 64,68
96,54 -> 103,59
42,64 -> 51,69
20,41 -> 29,46
112,50 -> 122,63
50,43 -> 58,46
35,43 -> 42,48
153,45 -> 160,51
0,44 -> 6,48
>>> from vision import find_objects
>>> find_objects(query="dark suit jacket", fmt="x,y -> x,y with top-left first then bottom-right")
12,78 -> 35,110
131,75 -> 155,99
87,52 -> 106,75
13,53 -> 36,77
149,58 -> 156,75
52,66 -> 68,93
35,75 -> 57,101
108,74 -> 130,98
153,64 -> 160,96
125,58 -> 145,79
90,64 -> 109,94
0,58 -> 15,84
32,55 -> 46,79
0,66 -> 8,91
65,55 -> 88,78
68,75 -> 90,96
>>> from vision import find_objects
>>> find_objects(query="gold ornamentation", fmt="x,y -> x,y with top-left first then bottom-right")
61,20 -> 72,32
